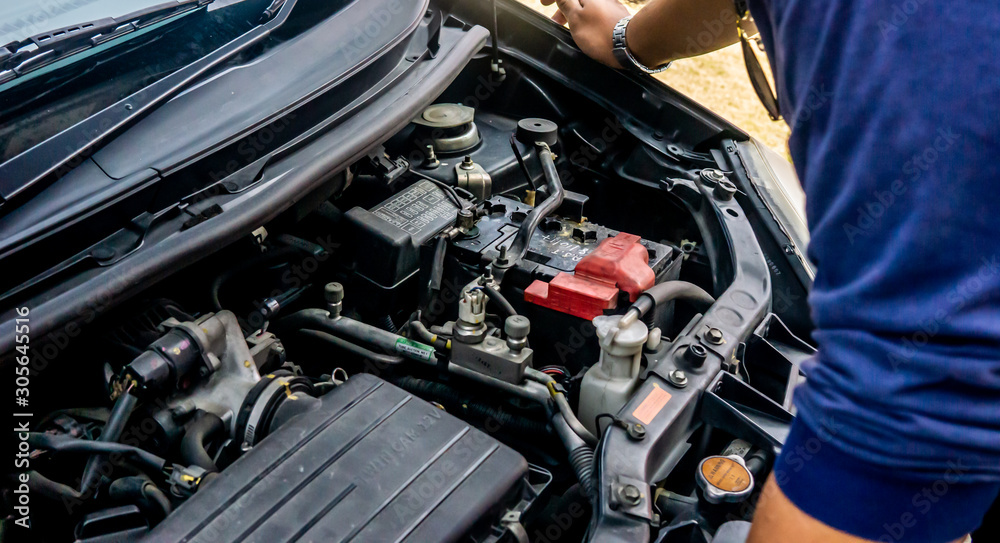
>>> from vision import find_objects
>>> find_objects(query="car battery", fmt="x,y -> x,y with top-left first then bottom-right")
449,194 -> 682,372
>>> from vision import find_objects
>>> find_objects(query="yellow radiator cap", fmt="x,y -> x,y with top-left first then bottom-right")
696,455 -> 754,503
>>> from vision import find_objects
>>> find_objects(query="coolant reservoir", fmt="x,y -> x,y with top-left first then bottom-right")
579,314 -> 649,434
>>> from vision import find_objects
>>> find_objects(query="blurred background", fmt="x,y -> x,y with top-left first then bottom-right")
519,0 -> 790,157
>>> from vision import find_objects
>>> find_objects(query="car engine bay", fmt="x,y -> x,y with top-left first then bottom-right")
1,2 -> 816,542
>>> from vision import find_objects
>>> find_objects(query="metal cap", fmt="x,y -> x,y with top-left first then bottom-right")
695,455 -> 754,504
504,315 -> 531,339
324,282 -> 344,304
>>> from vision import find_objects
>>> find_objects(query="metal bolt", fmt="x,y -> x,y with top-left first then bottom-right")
461,155 -> 475,170
668,369 -> 688,388
700,168 -> 725,186
495,245 -> 510,266
423,145 -> 440,168
706,328 -> 725,345
620,484 -> 642,506
457,208 -> 475,231
628,423 -> 647,441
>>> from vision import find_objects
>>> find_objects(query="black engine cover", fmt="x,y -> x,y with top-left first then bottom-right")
144,374 -> 528,542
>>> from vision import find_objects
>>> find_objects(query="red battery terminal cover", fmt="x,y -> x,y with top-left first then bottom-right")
524,232 -> 656,320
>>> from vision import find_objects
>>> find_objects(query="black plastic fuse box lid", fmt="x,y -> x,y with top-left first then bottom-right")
345,179 -> 460,288
144,374 -> 528,543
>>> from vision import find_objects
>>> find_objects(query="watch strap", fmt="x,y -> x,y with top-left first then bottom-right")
612,16 -> 670,75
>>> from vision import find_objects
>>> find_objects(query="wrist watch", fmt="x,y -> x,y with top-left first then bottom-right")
612,15 -> 670,74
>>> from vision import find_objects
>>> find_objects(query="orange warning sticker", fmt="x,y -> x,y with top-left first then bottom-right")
631,385 -> 671,425
700,456 -> 751,492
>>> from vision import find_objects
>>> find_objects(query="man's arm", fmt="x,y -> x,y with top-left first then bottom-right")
749,478 -> 969,543
541,0 -> 754,69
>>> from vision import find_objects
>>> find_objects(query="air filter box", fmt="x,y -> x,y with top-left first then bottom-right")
145,374 -> 530,543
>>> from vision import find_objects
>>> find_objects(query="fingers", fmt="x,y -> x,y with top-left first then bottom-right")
550,0 -> 580,25
554,0 -> 582,16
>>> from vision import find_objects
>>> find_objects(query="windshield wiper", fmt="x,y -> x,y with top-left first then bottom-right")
0,0 -> 214,85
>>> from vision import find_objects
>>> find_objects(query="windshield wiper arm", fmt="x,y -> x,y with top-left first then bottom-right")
0,0 -> 214,84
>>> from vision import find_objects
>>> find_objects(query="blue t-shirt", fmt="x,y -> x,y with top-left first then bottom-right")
747,0 -> 1000,540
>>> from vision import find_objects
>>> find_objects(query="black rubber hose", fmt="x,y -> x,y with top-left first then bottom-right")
482,285 -> 517,317
504,145 -> 564,267
23,470 -> 83,501
392,375 -> 549,435
551,412 -> 596,500
210,245 -> 302,311
180,411 -> 226,473
80,391 -> 138,494
377,314 -> 398,334
635,280 -> 716,318
29,433 -> 166,475
279,309 -> 436,364
298,329 -> 404,366
422,235 -> 450,312
109,476 -> 172,521
407,320 -> 450,350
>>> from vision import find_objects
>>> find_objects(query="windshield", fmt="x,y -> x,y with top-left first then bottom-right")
0,0 -> 266,165
0,1 -> 162,45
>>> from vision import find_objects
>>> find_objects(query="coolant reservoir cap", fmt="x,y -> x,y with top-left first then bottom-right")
593,315 -> 648,354
696,455 -> 754,504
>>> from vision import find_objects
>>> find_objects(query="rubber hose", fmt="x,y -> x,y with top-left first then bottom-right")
377,314 -> 398,334
408,320 -> 449,350
298,329 -> 404,366
28,433 -> 166,474
210,245 -> 302,311
109,476 -> 172,521
180,411 -> 225,472
24,471 -> 83,501
392,375 -> 549,434
279,309 -> 435,364
80,391 -> 138,494
524,368 -> 598,446
504,146 -> 565,266
429,235 -> 449,294
482,284 -> 517,317
636,281 -> 716,318
551,412 -> 596,499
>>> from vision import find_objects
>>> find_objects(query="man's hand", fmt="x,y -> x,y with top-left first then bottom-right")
541,0 -> 629,69
543,0 -> 749,70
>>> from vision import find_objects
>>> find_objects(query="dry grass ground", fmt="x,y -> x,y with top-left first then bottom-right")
516,0 -> 790,156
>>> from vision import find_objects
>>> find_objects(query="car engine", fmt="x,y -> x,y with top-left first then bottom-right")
1,4 -> 816,542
